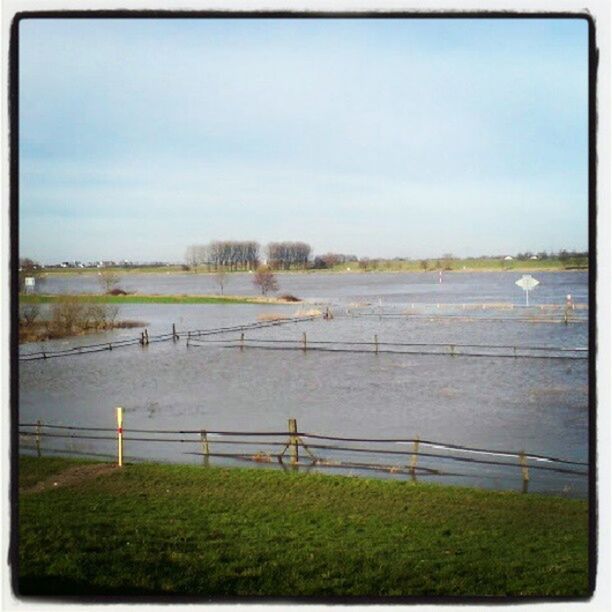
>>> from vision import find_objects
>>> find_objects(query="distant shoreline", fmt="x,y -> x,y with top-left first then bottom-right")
34,264 -> 588,276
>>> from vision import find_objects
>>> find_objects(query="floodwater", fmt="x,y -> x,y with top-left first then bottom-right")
38,270 -> 588,305
19,272 -> 590,497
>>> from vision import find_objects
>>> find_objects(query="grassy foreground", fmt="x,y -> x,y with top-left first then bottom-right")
18,456 -> 589,598
19,293 -> 298,305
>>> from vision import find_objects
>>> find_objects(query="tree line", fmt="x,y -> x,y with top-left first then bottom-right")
185,241 -> 312,271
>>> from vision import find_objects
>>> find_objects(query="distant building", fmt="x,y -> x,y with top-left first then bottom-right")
530,255 -> 538,260
504,256 -> 514,261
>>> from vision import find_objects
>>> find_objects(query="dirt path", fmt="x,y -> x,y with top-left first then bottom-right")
22,463 -> 119,495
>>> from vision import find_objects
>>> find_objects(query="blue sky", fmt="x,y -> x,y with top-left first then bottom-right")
19,18 -> 589,263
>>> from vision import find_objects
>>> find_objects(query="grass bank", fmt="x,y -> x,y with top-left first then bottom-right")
19,293 -> 299,306
18,456 -> 589,598
38,257 -> 588,276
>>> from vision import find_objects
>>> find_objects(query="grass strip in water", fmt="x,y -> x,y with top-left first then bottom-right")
19,293 -> 296,305
18,456 -> 589,598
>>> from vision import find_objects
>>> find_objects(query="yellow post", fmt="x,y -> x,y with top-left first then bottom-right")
116,407 -> 124,467
289,418 -> 299,466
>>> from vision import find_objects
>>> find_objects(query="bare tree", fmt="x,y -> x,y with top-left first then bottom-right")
99,270 -> 120,294
253,266 -> 279,295
215,269 -> 228,295
20,304 -> 41,327
185,246 -> 198,271
266,241 -> 312,270
106,304 -> 120,325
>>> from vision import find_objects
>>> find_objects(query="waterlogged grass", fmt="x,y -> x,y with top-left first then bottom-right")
18,457 -> 590,598
19,293 -> 293,305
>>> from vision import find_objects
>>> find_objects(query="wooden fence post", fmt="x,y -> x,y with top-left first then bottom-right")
409,437 -> 420,479
116,407 -> 124,467
240,332 -> 245,352
302,332 -> 307,352
36,419 -> 42,458
144,329 -> 149,345
200,430 -> 210,466
374,334 -> 379,355
289,418 -> 299,466
173,323 -> 178,341
450,344 -> 455,357
519,450 -> 529,493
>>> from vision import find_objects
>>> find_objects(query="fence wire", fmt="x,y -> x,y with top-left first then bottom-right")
19,315 -> 318,361
19,422 -> 588,482
187,338 -> 587,361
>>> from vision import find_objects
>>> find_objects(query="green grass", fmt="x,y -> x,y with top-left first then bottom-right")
38,257 -> 588,276
331,258 -> 588,273
18,456 -> 590,598
19,293 -> 293,305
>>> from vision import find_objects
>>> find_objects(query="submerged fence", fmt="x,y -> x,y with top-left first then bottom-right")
20,323 -> 588,363
19,299 -> 589,362
18,315 -> 319,361
346,305 -> 588,325
19,412 -> 588,494
188,334 -> 588,361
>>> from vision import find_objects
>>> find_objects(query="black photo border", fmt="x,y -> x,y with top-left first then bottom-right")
7,8 -> 599,605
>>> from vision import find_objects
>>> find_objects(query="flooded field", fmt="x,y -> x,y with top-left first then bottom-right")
19,272 -> 590,497
38,270 -> 588,305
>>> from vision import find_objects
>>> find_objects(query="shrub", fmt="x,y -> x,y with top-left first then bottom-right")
50,298 -> 88,334
279,294 -> 300,302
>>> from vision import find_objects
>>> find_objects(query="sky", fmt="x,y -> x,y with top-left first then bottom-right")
18,17 -> 589,264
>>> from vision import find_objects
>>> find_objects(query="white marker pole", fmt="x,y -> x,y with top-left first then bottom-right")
439,270 -> 442,284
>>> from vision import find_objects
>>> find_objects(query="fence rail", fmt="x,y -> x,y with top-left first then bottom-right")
188,334 -> 587,361
348,313 -> 588,324
18,315 -> 319,361
19,414 -> 588,494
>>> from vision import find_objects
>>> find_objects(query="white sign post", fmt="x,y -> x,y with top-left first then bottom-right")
515,274 -> 539,307
24,276 -> 35,294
